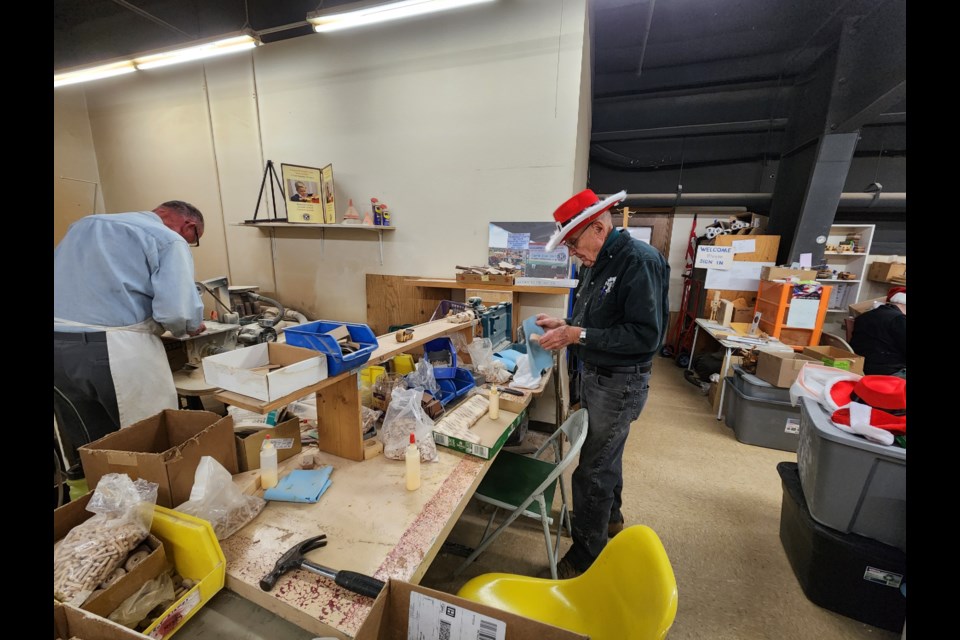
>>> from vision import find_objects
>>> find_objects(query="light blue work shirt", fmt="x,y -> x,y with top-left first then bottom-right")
54,211 -> 204,336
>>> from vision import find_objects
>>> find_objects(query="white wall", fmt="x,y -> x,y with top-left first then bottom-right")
53,0 -> 590,324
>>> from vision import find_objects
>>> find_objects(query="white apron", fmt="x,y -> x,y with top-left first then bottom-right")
55,318 -> 178,427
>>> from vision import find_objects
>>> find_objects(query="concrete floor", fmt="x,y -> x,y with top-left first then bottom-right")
174,359 -> 905,639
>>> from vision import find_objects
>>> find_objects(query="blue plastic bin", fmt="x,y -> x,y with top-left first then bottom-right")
431,383 -> 458,407
284,321 -> 379,376
423,338 -> 457,379
451,368 -> 476,398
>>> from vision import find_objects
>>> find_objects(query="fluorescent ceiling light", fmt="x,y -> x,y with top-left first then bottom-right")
307,0 -> 495,33
54,61 -> 136,88
53,32 -> 260,88
134,34 -> 259,70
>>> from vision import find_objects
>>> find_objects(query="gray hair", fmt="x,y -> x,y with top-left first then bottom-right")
157,200 -> 204,224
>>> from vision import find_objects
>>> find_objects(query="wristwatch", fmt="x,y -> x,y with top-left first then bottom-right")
578,329 -> 587,345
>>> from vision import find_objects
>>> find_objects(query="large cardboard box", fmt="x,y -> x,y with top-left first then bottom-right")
761,266 -> 818,281
433,409 -> 523,460
235,416 -> 303,471
801,346 -> 865,375
755,350 -> 819,388
79,410 -> 238,508
55,601 -> 147,640
202,342 -> 327,402
354,579 -> 587,640
54,493 -> 167,618
867,261 -> 906,283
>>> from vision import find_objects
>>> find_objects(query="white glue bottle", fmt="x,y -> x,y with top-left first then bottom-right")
260,435 -> 279,490
405,433 -> 421,491
488,387 -> 500,420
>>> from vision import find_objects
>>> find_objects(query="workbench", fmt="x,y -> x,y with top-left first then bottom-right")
210,319 -> 549,638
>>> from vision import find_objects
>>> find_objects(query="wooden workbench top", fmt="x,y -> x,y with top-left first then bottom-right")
222,411 -> 518,638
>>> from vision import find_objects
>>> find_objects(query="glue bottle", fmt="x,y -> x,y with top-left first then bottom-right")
260,435 -> 279,490
488,387 -> 500,420
405,433 -> 421,491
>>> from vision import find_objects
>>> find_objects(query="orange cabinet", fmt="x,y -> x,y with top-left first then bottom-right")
754,281 -> 831,350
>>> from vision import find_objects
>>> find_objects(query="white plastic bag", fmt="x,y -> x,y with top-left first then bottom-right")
510,354 -> 543,390
380,387 -> 438,462
406,358 -> 439,393
176,456 -> 266,540
108,572 -> 176,628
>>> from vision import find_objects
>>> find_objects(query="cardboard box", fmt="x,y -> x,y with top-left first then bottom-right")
354,579 -> 587,640
456,272 -> 515,285
54,493 -> 167,618
235,416 -> 303,472
801,346 -> 865,375
761,266 -> 818,281
55,600 -> 148,640
756,350 -> 819,388
848,297 -> 885,317
433,409 -> 523,460
867,261 -> 906,283
202,342 -> 327,402
79,410 -> 239,508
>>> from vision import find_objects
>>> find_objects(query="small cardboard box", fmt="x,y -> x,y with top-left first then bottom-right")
848,297 -> 886,317
202,342 -> 328,402
801,345 -> 865,375
456,272 -> 516,285
235,416 -> 303,472
731,297 -> 756,324
867,261 -> 906,283
55,600 -> 148,640
761,266 -> 818,281
433,409 -> 523,460
755,350 -> 819,388
354,579 -> 588,640
79,410 -> 239,508
54,493 -> 167,618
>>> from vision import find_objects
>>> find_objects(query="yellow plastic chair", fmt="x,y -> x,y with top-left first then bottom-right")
457,525 -> 678,640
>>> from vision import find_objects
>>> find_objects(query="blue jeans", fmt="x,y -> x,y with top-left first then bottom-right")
565,366 -> 651,571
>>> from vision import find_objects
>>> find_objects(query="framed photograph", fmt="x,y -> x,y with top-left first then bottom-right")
488,222 -> 571,278
281,163 -> 324,224
320,164 -> 336,224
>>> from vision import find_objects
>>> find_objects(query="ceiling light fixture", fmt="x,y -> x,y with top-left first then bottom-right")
307,0 -> 495,33
53,32 -> 261,88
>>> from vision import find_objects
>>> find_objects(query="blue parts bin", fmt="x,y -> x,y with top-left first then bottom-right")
422,338 -> 457,379
284,321 -> 379,376
432,368 -> 476,407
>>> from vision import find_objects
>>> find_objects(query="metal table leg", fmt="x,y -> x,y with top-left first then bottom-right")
716,346 -> 732,421
687,324 -> 700,371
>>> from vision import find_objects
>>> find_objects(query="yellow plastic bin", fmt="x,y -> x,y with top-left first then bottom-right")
143,506 -> 226,639
360,365 -> 387,386
392,354 -> 415,375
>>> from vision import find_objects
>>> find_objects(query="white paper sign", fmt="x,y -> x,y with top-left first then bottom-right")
507,232 -> 530,250
799,253 -> 812,268
732,239 -> 756,254
408,592 -> 507,640
786,298 -> 820,329
695,246 -> 734,270
704,261 -> 774,290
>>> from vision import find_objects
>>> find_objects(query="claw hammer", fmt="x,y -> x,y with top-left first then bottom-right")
260,534 -> 385,598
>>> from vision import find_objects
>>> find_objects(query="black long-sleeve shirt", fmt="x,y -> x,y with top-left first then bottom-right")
849,303 -> 906,375
568,229 -> 670,366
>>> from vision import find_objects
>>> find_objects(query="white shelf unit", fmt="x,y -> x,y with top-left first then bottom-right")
817,224 -> 875,314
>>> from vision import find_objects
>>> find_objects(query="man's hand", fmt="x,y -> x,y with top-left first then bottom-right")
535,314 -> 566,330
187,322 -> 207,337
539,325 -> 580,351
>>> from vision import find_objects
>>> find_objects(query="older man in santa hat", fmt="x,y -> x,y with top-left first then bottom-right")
850,286 -> 906,377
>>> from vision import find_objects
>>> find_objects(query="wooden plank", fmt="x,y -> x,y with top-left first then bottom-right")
316,375 -> 364,461
403,277 -> 572,295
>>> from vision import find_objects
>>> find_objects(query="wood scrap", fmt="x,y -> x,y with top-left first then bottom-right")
433,395 -> 489,443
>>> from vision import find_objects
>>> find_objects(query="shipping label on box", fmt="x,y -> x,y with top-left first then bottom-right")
202,342 -> 328,402
432,410 -> 523,460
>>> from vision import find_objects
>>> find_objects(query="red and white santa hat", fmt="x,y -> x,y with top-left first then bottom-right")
829,375 -> 906,445
545,189 -> 627,251
887,286 -> 906,305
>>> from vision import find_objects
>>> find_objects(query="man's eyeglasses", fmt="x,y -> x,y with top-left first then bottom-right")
564,227 -> 588,251
186,222 -> 200,248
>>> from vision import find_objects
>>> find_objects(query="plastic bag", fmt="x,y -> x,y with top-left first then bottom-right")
789,362 -> 861,411
510,354 -> 543,390
380,386 -> 438,462
175,456 -> 266,540
54,474 -> 159,606
108,572 -> 176,628
405,358 -> 439,394
466,338 -> 512,384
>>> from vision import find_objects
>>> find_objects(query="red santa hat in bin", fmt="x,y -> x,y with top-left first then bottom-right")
828,376 -> 906,446
887,286 -> 906,305
545,189 -> 627,251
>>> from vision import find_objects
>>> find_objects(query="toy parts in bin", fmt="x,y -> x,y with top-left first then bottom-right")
283,320 -> 379,375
